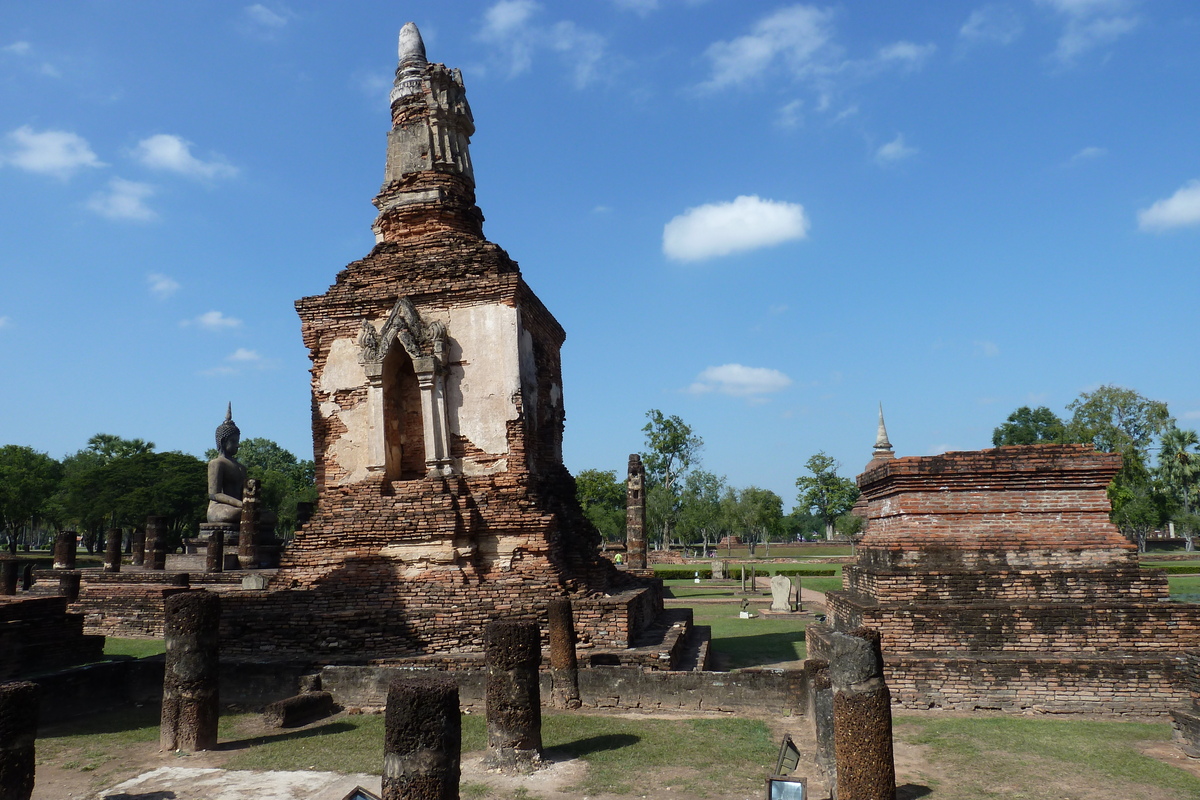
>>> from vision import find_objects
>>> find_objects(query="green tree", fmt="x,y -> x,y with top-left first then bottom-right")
0,445 -> 62,553
575,468 -> 626,542
727,486 -> 784,557
1066,385 -> 1172,458
641,410 -> 703,547
1157,426 -> 1200,552
992,406 -> 1069,446
795,452 -> 860,540
205,437 -> 317,536
677,470 -> 726,552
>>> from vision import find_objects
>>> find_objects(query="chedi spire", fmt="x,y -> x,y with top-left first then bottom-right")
872,403 -> 895,462
373,21 -> 480,243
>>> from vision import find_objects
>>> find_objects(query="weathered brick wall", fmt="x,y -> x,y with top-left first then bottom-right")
75,583 -> 192,638
0,596 -> 105,678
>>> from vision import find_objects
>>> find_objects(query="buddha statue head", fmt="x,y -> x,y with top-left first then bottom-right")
215,403 -> 241,458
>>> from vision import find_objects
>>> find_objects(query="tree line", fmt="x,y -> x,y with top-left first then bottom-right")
992,384 -> 1197,552
575,409 -> 861,552
0,434 -> 316,555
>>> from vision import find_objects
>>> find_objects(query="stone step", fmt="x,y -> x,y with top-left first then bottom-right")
672,624 -> 711,672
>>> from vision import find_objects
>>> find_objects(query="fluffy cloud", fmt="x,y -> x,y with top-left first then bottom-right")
662,195 -> 810,262
4,126 -> 103,179
701,5 -> 835,89
229,348 -> 262,362
777,99 -> 804,128
1039,0 -> 1138,63
688,364 -> 793,398
1070,145 -> 1107,162
147,273 -> 181,299
3,41 -> 32,55
87,178 -> 156,221
1137,180 -> 1200,232
202,347 -> 270,376
875,134 -> 917,165
239,3 -> 292,38
182,311 -> 243,330
478,1 -> 607,88
876,41 -> 937,69
133,134 -> 237,180
960,5 -> 1023,45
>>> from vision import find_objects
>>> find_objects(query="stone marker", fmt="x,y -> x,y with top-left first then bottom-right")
146,516 -> 168,571
484,619 -> 542,768
0,680 -> 39,800
770,574 -> 793,612
712,559 -> 726,580
132,527 -> 146,567
104,527 -> 122,573
829,627 -> 895,800
161,591 -> 221,752
52,531 -> 76,570
809,659 -> 836,796
547,598 -> 581,709
242,573 -> 269,590
383,671 -> 461,800
625,454 -> 647,570
264,691 -> 335,729
0,559 -> 16,596
57,571 -> 81,603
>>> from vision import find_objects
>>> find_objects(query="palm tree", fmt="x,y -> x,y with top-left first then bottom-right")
1156,427 -> 1200,551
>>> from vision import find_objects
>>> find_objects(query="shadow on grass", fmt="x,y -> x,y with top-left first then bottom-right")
551,733 -> 640,757
40,704 -> 162,739
216,721 -> 359,751
896,784 -> 933,799
102,793 -> 177,800
711,630 -> 806,668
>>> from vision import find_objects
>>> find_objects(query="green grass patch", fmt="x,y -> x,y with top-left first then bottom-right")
37,704 -> 161,779
896,715 -> 1200,800
103,637 -> 166,658
800,576 -> 844,595
685,601 -> 809,668
1144,562 -> 1200,574
1169,575 -> 1200,603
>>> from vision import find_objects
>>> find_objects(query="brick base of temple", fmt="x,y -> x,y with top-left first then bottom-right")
1,595 -> 105,679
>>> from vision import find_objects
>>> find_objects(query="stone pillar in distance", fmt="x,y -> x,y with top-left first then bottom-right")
238,479 -> 260,569
0,680 -> 39,800
53,531 -> 77,570
57,571 -> 81,603
547,598 -> 581,710
625,454 -> 647,570
132,527 -> 146,567
206,527 -> 225,574
104,528 -> 122,573
383,674 -> 461,800
0,559 -> 16,596
484,619 -> 542,769
160,591 -> 221,752
830,627 -> 895,800
146,516 -> 168,571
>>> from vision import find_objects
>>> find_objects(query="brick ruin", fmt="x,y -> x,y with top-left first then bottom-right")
809,443 -> 1200,714
0,595 -> 104,680
220,23 -> 661,664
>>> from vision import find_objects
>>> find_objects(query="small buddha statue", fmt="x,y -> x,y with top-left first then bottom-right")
207,404 -> 247,524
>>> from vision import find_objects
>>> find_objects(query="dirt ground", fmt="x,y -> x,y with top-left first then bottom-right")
31,706 -> 1200,800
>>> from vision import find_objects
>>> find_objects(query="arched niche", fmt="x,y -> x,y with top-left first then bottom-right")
382,343 -> 425,480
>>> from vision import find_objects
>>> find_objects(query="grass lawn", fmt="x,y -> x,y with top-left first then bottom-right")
1169,575 -> 1200,603
895,715 -> 1200,800
103,638 -> 166,658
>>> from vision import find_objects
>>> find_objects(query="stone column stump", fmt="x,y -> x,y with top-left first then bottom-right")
830,627 -> 895,800
57,571 -> 82,603
809,659 -> 836,796
625,454 -> 647,570
484,619 -> 542,768
132,528 -> 146,567
104,528 -> 122,573
547,598 -> 581,710
19,565 -> 33,592
160,591 -> 221,752
238,480 -> 260,570
0,560 -> 16,596
52,531 -> 77,570
0,680 -> 39,800
146,516 -> 168,571
383,674 -> 461,800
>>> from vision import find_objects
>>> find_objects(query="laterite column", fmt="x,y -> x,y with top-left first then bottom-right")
383,674 -> 461,800
0,559 -> 16,596
147,516 -> 167,571
547,598 -> 581,710
52,531 -> 76,570
57,571 -> 81,603
206,527 -> 225,573
0,680 -> 39,800
483,619 -> 542,768
160,591 -> 221,752
132,527 -> 146,567
625,454 -> 647,569
809,659 -> 836,796
104,528 -> 122,572
830,627 -> 895,800
238,481 -> 259,570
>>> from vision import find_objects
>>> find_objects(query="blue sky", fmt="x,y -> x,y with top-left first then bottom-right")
2,1 -> 1198,506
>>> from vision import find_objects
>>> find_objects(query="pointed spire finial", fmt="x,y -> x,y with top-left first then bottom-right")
394,22 -> 428,100
872,403 -> 895,461
226,401 -> 232,423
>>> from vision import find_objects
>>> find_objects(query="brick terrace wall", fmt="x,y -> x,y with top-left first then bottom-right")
76,583 -> 192,638
0,596 -> 104,679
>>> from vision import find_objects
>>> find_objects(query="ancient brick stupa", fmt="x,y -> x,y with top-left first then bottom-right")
222,23 -> 658,662
810,431 -> 1200,714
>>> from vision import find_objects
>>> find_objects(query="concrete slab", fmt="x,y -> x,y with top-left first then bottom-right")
98,766 -> 381,800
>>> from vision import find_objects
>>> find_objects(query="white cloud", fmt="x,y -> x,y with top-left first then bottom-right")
182,311 -> 243,330
86,178 -> 156,221
777,99 -> 804,128
244,4 -> 290,28
663,195 -> 810,262
973,340 -> 1001,357
228,348 -> 262,362
1137,180 -> 1200,232
875,134 -> 917,165
688,364 -> 793,398
4,126 -> 104,179
478,1 -> 608,88
960,5 -> 1023,45
701,5 -> 836,90
611,0 -> 660,13
132,134 -> 237,180
3,41 -> 32,55
1039,0 -> 1138,63
876,41 -> 936,69
1069,145 -> 1106,162
147,273 -> 180,299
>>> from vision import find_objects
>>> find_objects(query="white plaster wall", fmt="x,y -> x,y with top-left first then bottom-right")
320,338 -> 366,393
445,303 -> 522,474
318,337 -> 373,484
